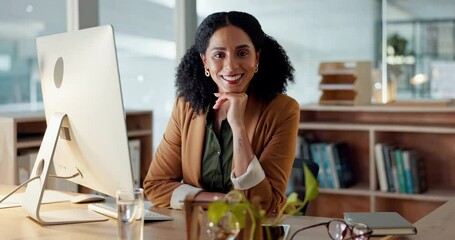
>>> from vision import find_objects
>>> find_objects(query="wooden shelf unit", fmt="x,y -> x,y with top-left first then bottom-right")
318,61 -> 372,105
0,110 -> 153,190
300,104 -> 455,223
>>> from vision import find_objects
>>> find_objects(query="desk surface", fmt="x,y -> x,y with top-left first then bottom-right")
3,185 -> 451,240
384,198 -> 455,240
0,185 -> 337,239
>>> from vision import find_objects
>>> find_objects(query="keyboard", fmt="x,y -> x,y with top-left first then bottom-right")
88,202 -> 173,221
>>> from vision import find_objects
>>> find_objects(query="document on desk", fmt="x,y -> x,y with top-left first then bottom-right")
0,189 -> 73,209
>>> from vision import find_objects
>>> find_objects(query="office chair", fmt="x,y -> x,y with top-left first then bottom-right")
286,157 -> 319,214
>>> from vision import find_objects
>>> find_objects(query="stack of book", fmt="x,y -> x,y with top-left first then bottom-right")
301,141 -> 355,189
374,143 -> 427,194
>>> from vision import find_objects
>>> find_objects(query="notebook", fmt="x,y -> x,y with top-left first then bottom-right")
344,212 -> 417,236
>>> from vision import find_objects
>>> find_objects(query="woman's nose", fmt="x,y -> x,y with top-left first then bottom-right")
224,55 -> 239,70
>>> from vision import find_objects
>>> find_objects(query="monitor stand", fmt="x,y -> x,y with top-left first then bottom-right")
21,112 -> 108,225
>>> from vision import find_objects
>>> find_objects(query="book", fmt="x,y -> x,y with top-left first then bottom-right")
298,134 -> 314,162
310,143 -> 328,188
333,142 -> 355,188
128,139 -> 141,188
382,144 -> 395,192
325,143 -> 340,189
295,135 -> 303,158
401,150 -> 414,194
388,146 -> 400,192
344,212 -> 417,236
394,149 -> 407,193
374,143 -> 388,192
409,152 -> 428,193
319,143 -> 335,188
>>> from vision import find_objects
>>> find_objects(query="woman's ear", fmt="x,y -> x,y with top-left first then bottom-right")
200,53 -> 207,66
255,50 -> 261,64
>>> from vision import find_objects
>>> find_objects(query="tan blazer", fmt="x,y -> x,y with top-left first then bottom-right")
143,93 -> 300,213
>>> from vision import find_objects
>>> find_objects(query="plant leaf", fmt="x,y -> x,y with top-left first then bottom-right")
303,163 -> 319,202
230,204 -> 247,228
207,201 -> 229,224
287,192 -> 299,204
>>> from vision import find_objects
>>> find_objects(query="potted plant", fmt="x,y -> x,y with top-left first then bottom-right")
207,163 -> 319,240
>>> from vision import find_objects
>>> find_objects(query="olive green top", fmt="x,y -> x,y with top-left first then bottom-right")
200,108 -> 233,193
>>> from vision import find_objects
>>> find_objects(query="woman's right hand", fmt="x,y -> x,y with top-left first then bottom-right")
213,92 -> 248,132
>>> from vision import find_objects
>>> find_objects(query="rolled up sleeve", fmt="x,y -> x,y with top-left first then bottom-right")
230,156 -> 265,190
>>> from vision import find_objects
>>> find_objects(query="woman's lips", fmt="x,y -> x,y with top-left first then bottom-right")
222,74 -> 243,84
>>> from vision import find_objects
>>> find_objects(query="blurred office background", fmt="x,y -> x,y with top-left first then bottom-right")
0,0 -> 454,153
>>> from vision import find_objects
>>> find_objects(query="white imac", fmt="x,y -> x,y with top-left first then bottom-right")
23,25 -> 135,225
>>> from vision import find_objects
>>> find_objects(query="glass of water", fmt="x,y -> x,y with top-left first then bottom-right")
116,188 -> 145,240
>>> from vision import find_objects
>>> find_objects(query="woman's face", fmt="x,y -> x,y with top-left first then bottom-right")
201,25 -> 260,93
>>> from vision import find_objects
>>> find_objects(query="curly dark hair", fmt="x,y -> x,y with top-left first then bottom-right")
175,11 -> 294,113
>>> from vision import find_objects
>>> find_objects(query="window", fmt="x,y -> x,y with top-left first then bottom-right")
0,0 -> 66,111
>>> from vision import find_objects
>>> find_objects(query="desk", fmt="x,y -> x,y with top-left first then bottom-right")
0,185 -> 336,239
384,198 -> 455,240
5,184 -> 450,240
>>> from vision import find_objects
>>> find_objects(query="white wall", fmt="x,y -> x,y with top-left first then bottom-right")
197,0 -> 380,105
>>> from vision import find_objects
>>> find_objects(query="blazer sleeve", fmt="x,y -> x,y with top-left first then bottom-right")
143,99 -> 185,207
240,97 -> 300,213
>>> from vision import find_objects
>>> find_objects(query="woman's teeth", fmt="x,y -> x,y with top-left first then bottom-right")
223,74 -> 241,81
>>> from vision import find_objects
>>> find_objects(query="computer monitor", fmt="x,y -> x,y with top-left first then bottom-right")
22,25 -> 135,225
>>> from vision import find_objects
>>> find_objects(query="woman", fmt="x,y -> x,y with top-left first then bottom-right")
143,11 -> 299,214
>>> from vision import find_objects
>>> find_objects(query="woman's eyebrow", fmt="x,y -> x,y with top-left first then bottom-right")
210,44 -> 252,52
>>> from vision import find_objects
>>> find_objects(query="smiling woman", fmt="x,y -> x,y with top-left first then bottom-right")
143,11 -> 299,214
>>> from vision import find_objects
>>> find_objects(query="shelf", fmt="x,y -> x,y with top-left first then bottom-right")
300,122 -> 369,131
300,122 -> 455,134
319,84 -> 355,90
319,184 -> 371,197
0,110 -> 153,188
16,138 -> 42,149
127,129 -> 152,138
373,189 -> 453,202
301,104 -> 455,112
298,105 -> 455,220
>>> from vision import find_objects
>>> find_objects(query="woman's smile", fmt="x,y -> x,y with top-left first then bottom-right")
221,73 -> 243,84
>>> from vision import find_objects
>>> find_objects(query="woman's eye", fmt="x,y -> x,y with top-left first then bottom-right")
213,53 -> 225,59
238,50 -> 249,57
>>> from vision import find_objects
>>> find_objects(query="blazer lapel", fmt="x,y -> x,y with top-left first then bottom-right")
184,112 -> 205,187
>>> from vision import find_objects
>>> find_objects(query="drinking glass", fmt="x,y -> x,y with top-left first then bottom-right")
116,188 -> 144,240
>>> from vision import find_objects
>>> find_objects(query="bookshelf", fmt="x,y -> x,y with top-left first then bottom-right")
318,61 -> 372,105
0,110 -> 153,191
300,104 -> 455,223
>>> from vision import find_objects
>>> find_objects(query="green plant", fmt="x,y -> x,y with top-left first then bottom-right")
207,163 -> 319,240
387,33 -> 408,56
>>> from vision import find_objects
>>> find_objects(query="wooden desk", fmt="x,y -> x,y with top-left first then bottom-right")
0,185 -> 338,239
384,198 -> 455,240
